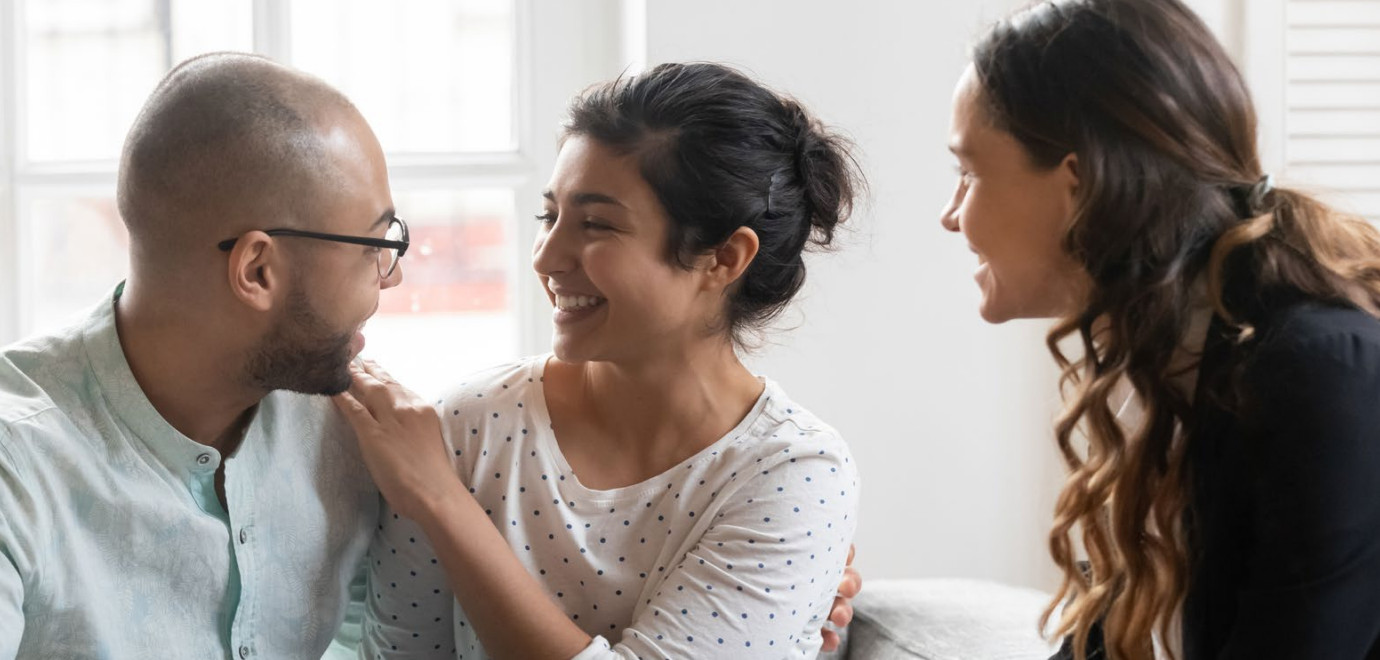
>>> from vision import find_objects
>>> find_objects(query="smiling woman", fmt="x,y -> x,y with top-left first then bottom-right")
336,62 -> 866,660
940,64 -> 1086,324
940,1 -> 1380,658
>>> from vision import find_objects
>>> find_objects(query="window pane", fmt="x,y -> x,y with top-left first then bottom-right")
22,0 -> 252,163
362,189 -> 520,398
290,0 -> 516,154
22,189 -> 521,391
27,196 -> 129,335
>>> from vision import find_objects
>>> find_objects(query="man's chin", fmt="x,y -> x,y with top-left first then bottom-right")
316,379 -> 352,397
272,366 -> 354,397
313,368 -> 354,396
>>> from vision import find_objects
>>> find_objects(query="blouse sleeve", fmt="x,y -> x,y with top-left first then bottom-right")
358,505 -> 455,659
358,404 -> 473,659
579,441 -> 860,660
1216,324 -> 1380,656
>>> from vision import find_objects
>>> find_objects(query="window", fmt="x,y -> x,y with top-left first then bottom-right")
0,1 -> 621,396
1246,0 -> 1380,223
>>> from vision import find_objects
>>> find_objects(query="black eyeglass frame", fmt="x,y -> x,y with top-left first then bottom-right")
216,217 -> 410,277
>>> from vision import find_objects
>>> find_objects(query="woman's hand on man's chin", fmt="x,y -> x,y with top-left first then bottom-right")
332,359 -> 465,523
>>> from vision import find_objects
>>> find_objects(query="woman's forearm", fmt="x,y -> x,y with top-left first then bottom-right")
417,485 -> 595,660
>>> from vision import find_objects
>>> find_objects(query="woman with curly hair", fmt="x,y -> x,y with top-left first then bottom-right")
942,0 -> 1380,658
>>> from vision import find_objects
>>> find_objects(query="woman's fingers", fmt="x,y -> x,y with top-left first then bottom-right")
345,360 -> 415,419
838,564 -> 862,599
837,545 -> 862,599
828,599 -> 854,628
358,360 -> 417,402
821,629 -> 841,652
357,358 -> 397,384
331,388 -> 375,426
825,545 -> 861,633
342,361 -> 382,408
352,359 -> 430,411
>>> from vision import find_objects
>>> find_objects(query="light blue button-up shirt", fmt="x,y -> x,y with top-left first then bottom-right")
0,287 -> 378,659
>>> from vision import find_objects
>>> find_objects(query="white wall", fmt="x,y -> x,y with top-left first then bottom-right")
637,0 -> 1066,590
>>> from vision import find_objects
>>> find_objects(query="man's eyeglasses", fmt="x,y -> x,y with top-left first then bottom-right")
217,216 -> 410,279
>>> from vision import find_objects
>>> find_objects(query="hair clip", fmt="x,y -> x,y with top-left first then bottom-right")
1229,174 -> 1273,218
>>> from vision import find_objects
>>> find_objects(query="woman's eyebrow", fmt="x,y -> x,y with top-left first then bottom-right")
541,189 -> 627,208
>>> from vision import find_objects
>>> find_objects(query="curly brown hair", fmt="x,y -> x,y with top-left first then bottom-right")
972,1 -> 1380,658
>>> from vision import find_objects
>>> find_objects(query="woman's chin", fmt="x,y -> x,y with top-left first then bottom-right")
976,275 -> 1012,324
550,335 -> 593,364
978,300 -> 1014,325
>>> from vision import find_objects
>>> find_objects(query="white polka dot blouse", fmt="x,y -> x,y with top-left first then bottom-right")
361,356 -> 860,659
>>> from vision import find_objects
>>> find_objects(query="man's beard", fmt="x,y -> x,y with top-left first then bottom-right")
245,286 -> 357,396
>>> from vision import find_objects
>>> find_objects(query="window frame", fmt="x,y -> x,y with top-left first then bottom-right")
0,0 -> 629,354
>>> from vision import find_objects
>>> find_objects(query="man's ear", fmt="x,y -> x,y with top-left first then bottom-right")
705,226 -> 760,290
225,231 -> 280,313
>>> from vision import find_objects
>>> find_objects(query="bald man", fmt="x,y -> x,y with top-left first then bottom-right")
0,53 -> 402,658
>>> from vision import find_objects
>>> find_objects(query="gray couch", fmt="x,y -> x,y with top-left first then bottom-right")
820,579 -> 1058,660
327,578 -> 1057,659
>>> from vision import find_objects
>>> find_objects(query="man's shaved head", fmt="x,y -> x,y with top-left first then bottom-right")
112,52 -> 398,399
117,52 -> 356,267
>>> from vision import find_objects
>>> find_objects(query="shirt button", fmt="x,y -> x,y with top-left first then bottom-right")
196,453 -> 212,466
238,645 -> 250,658
239,528 -> 248,544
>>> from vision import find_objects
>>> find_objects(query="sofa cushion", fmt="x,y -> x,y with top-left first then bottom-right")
825,578 -> 1058,660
